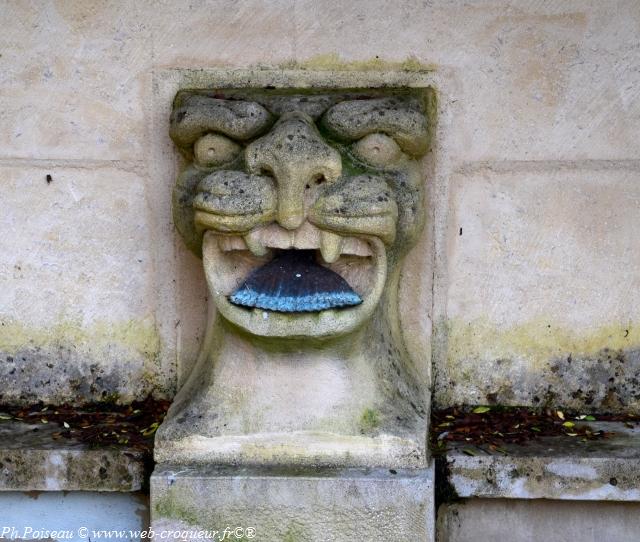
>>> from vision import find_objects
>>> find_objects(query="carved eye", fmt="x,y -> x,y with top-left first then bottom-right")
351,133 -> 403,168
194,133 -> 241,168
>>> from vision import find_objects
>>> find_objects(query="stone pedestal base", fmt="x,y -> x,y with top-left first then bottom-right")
151,464 -> 434,541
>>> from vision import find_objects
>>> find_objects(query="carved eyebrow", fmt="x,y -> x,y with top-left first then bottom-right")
320,97 -> 428,157
169,94 -> 274,148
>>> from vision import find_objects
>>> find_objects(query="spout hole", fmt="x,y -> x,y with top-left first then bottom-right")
314,174 -> 326,185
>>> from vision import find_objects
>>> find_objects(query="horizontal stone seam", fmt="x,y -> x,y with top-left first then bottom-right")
0,158 -> 146,174
456,159 -> 640,175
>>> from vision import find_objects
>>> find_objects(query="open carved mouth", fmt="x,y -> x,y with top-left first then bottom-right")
202,223 -> 387,337
229,249 -> 363,312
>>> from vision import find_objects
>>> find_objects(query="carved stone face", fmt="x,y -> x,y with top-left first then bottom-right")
170,90 -> 429,338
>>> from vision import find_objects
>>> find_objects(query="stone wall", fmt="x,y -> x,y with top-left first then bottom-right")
437,499 -> 640,542
1,0 -> 638,409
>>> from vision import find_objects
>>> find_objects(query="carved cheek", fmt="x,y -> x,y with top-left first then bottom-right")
192,171 -> 277,234
309,176 -> 399,245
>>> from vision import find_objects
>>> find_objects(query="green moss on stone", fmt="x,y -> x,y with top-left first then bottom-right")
154,493 -> 201,526
283,524 -> 307,542
360,408 -> 381,432
0,319 -> 161,363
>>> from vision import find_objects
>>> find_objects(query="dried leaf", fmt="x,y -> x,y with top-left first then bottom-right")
141,421 -> 160,437
473,406 -> 491,414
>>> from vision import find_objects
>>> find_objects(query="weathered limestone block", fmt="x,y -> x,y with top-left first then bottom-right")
151,465 -> 434,541
0,165 -> 169,404
0,2 -> 150,161
0,491 -> 147,542
437,499 -> 640,542
440,167 -> 640,412
290,0 -> 640,162
0,420 -> 146,491
443,422 -> 640,501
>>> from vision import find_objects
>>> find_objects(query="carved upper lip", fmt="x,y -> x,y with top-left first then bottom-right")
217,222 -> 373,264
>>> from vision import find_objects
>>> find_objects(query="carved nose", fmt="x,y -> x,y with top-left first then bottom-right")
246,112 -> 342,230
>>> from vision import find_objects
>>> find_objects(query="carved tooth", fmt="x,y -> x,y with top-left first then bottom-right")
292,221 -> 321,249
253,224 -> 291,250
243,230 -> 270,257
341,237 -> 373,257
320,231 -> 343,263
218,236 -> 248,252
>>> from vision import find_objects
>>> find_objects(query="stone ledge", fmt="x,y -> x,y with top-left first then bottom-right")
0,421 -> 146,491
443,422 -> 640,501
152,464 -> 435,541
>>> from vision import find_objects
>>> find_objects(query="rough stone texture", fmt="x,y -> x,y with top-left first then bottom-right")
321,96 -> 429,156
1,0 -> 639,411
292,0 -> 640,162
0,0 -> 638,535
0,420 -> 145,491
437,499 -> 640,542
444,422 -> 640,501
151,465 -> 434,541
155,89 -> 431,467
0,165 -> 171,404
0,2 -> 150,161
438,166 -> 640,412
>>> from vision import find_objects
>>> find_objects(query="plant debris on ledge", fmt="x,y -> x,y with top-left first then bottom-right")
431,406 -> 640,456
0,395 -> 171,454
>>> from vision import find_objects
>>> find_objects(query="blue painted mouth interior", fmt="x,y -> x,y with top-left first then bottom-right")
229,249 -> 363,313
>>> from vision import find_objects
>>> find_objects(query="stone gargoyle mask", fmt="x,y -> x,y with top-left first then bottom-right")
171,90 -> 428,337
156,89 -> 431,468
